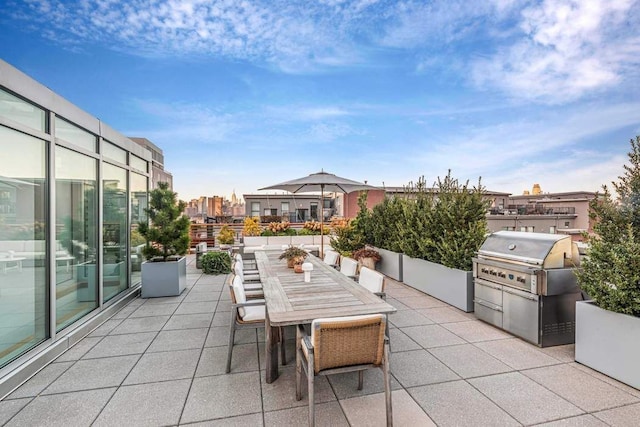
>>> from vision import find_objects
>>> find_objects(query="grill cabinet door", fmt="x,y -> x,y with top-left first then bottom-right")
502,286 -> 540,346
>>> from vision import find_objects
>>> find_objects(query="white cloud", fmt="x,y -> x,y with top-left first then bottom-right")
472,0 -> 640,103
397,102 -> 640,193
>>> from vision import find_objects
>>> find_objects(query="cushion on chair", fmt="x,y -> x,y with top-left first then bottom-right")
323,250 -> 339,266
339,257 -> 358,277
358,267 -> 384,293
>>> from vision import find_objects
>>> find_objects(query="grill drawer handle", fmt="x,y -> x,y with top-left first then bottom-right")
475,278 -> 502,290
474,299 -> 503,312
503,287 -> 537,301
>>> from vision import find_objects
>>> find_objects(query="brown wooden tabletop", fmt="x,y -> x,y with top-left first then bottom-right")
255,250 -> 396,383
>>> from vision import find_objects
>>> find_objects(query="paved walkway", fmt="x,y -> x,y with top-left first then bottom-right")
1,255 -> 639,426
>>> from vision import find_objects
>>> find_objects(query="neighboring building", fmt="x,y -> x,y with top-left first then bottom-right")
129,137 -> 173,190
243,193 -> 334,222
487,189 -> 597,240
0,60 -> 152,397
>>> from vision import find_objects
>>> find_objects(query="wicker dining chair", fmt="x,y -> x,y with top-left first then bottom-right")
296,314 -> 392,427
226,278 -> 285,373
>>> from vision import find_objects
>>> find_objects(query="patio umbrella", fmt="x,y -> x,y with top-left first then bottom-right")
259,170 -> 378,257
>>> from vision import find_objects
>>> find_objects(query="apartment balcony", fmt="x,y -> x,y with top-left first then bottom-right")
0,254 -> 638,426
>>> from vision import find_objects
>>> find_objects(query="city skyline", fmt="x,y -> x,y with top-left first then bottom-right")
1,0 -> 639,200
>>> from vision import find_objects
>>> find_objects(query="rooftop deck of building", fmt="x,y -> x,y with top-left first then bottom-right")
1,255 -> 638,426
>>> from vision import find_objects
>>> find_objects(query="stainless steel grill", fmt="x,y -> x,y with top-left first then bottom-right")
473,231 -> 582,347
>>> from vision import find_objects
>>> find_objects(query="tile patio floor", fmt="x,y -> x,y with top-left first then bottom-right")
1,255 -> 639,426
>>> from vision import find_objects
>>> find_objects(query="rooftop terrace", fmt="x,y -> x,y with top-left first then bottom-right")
1,255 -> 638,426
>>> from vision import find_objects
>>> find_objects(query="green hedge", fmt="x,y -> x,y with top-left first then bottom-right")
201,251 -> 232,275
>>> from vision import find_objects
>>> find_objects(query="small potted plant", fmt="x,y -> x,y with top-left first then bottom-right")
353,247 -> 382,270
279,245 -> 308,269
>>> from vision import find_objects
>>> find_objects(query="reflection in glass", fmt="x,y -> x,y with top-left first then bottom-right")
54,117 -> 95,152
103,164 -> 128,301
0,88 -> 46,132
130,155 -> 147,173
103,141 -> 127,164
0,126 -> 47,368
55,146 -> 98,330
130,173 -> 147,286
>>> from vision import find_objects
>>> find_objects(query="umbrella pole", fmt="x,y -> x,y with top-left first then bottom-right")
320,184 -> 324,259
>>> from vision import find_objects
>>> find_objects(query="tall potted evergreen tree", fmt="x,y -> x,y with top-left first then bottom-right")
138,182 -> 191,298
398,172 -> 489,312
575,136 -> 640,389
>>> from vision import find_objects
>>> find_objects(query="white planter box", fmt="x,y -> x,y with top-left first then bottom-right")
575,300 -> 640,389
373,246 -> 403,282
402,255 -> 474,312
141,256 -> 187,298
243,236 -> 269,246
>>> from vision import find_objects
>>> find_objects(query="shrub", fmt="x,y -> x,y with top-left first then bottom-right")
329,218 -> 365,257
576,136 -> 640,317
217,225 -> 235,245
201,251 -> 232,274
242,217 -> 261,236
353,248 -> 381,262
267,220 -> 291,234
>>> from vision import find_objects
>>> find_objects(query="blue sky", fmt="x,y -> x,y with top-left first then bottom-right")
2,0 -> 639,201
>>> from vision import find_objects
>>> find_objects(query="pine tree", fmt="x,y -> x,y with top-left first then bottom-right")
138,182 -> 191,261
576,136 -> 640,316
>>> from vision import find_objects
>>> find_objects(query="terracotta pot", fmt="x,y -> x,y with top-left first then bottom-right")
359,257 -> 377,270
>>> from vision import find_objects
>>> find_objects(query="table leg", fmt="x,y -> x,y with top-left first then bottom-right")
265,310 -> 280,383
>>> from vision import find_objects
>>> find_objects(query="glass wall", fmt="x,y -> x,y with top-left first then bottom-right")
54,117 -> 95,152
102,163 -> 128,302
0,88 -> 46,132
55,146 -> 98,330
130,173 -> 147,286
0,126 -> 48,367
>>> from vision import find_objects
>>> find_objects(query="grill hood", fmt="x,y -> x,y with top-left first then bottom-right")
477,231 -> 573,269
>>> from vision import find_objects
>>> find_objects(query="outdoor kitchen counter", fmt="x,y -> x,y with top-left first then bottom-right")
255,250 -> 396,383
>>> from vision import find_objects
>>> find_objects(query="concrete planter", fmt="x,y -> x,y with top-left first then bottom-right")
402,255 -> 474,312
373,246 -> 403,282
141,256 -> 187,298
575,300 -> 640,389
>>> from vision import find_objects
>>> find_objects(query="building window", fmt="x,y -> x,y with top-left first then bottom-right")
281,202 -> 289,214
102,163 -> 128,302
565,221 -> 570,227
0,87 -> 46,132
55,117 -> 96,152
103,141 -> 127,164
251,202 -> 260,218
264,208 -> 277,216
0,126 -> 47,369
310,202 -> 318,221
130,155 -> 147,173
130,172 -> 147,286
502,226 -> 515,231
55,146 -> 98,331
549,226 -> 556,234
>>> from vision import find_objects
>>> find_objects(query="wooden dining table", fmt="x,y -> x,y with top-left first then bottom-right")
254,250 -> 397,383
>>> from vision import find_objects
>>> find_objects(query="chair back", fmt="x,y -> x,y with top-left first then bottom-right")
310,314 -> 386,374
339,257 -> 358,277
231,275 -> 248,318
323,250 -> 339,266
358,267 -> 384,293
233,262 -> 245,281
